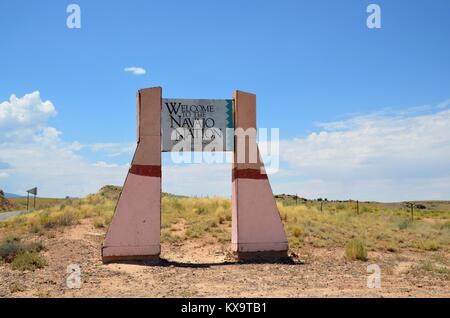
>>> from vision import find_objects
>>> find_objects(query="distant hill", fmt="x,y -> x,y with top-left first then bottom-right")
274,194 -> 308,206
96,185 -> 188,201
4,192 -> 24,199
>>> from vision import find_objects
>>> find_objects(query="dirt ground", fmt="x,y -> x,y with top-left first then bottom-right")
0,219 -> 449,298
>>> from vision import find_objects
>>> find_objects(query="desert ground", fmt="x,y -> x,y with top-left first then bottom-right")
0,187 -> 449,298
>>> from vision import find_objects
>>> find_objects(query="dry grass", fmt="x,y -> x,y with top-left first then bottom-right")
0,235 -> 46,271
7,197 -> 67,211
1,187 -> 449,270
161,196 -> 231,244
0,193 -> 115,238
408,253 -> 450,281
9,282 -> 26,293
279,202 -> 450,252
10,252 -> 47,271
345,239 -> 368,261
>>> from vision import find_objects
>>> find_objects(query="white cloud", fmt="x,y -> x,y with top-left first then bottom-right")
124,67 -> 146,75
0,141 -> 129,197
0,91 -> 56,126
162,162 -> 231,197
437,99 -> 450,109
0,91 -> 57,142
94,161 -> 120,168
277,105 -> 450,201
88,142 -> 135,156
2,91 -> 449,201
32,127 -> 62,144
66,142 -> 135,157
0,92 -> 129,197
0,91 -> 228,198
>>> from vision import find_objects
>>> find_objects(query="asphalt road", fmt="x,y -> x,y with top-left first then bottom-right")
0,210 -> 28,222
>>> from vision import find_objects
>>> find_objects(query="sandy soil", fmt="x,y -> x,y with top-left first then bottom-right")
1,220 -> 449,298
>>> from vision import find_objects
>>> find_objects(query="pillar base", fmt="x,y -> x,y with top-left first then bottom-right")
234,250 -> 289,262
102,254 -> 160,264
102,245 -> 160,264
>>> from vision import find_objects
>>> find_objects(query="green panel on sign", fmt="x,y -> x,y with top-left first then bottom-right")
226,99 -> 233,129
27,187 -> 38,195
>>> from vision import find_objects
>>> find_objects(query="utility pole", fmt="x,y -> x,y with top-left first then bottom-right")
406,202 -> 415,221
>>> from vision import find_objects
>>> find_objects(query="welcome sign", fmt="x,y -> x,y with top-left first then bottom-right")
161,99 -> 234,152
104,88 -> 289,264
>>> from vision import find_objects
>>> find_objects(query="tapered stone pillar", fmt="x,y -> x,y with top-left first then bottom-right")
102,87 -> 162,263
231,90 -> 288,260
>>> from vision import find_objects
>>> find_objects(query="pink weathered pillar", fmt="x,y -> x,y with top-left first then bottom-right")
102,87 -> 162,263
232,90 -> 288,259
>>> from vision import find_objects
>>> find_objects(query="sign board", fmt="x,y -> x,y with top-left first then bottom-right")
161,99 -> 234,152
27,187 -> 38,196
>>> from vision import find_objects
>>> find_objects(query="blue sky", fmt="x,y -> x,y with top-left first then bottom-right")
1,0 -> 450,201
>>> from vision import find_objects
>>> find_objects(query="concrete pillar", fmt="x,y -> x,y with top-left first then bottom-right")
232,90 -> 288,260
102,87 -> 162,263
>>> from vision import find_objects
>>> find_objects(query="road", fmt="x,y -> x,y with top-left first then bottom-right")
0,210 -> 29,222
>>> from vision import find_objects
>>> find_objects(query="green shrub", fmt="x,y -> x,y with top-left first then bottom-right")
440,221 -> 450,231
217,214 -> 226,224
0,241 -> 23,262
398,219 -> 412,230
345,239 -> 368,261
55,211 -> 77,227
30,222 -> 43,234
0,237 -> 45,263
215,206 -> 229,224
419,240 -> 440,251
205,219 -> 218,228
103,212 -> 113,225
186,227 -> 202,239
161,230 -> 185,243
383,242 -> 398,252
9,283 -> 26,293
361,206 -> 371,213
194,207 -> 207,215
291,225 -> 302,238
11,252 -> 47,271
39,212 -> 55,229
93,218 -> 105,228
1,234 -> 20,244
211,229 -> 230,243
413,261 -> 450,281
